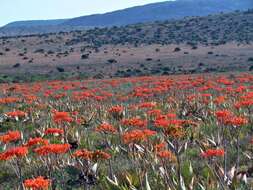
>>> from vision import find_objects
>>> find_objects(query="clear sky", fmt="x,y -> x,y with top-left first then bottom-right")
0,0 -> 170,27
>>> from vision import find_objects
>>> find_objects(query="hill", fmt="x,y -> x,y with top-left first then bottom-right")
64,0 -> 252,27
4,19 -> 68,28
0,0 -> 252,37
0,10 -> 253,82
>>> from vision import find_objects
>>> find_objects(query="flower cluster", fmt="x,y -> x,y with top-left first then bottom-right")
121,117 -> 147,128
201,149 -> 225,158
34,144 -> 70,156
95,123 -> 117,133
5,110 -> 27,118
73,149 -> 111,161
0,131 -> 21,144
52,111 -> 73,124
44,128 -> 64,135
24,176 -> 51,190
122,129 -> 156,144
0,146 -> 28,160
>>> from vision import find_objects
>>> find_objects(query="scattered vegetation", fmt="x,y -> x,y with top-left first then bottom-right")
1,73 -> 253,189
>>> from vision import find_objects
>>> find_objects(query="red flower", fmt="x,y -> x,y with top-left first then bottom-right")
0,146 -> 28,160
73,149 -> 111,161
5,110 -> 27,118
52,111 -> 73,124
24,176 -> 51,190
0,97 -> 20,104
154,142 -> 166,152
157,150 -> 173,160
73,149 -> 92,160
122,129 -> 156,144
121,117 -> 147,128
214,96 -> 226,104
0,131 -> 21,144
95,123 -> 117,133
108,105 -> 124,114
225,116 -> 248,127
201,149 -> 224,158
215,110 -> 232,119
44,128 -> 64,135
147,109 -> 162,118
92,150 -> 111,161
34,144 -> 70,156
26,137 -> 48,147
137,102 -> 156,109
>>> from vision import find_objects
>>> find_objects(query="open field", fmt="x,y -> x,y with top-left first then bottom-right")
0,10 -> 253,82
0,42 -> 253,82
1,72 -> 253,189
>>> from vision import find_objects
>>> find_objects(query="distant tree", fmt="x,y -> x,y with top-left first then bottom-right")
56,67 -> 65,72
248,57 -> 253,62
174,47 -> 181,52
13,63 -> 21,68
81,54 -> 89,59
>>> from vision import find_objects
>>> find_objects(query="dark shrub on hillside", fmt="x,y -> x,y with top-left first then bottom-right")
174,47 -> 181,52
56,67 -> 65,72
47,50 -> 55,55
81,54 -> 89,59
34,49 -> 45,53
107,59 -> 117,64
13,63 -> 21,68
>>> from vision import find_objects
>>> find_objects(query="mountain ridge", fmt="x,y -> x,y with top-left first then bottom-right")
1,0 -> 252,37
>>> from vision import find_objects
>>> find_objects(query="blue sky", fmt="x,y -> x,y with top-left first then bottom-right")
0,0 -> 170,27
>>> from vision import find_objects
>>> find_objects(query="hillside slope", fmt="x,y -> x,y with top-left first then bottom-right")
0,0 -> 252,37
64,0 -> 252,27
0,10 -> 253,82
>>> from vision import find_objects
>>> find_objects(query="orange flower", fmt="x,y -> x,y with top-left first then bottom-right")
0,131 -> 21,144
0,97 -> 20,104
34,144 -> 70,156
73,149 -> 92,160
26,137 -> 48,147
73,149 -> 111,161
92,150 -> 111,161
157,150 -> 173,160
235,100 -> 253,109
122,129 -> 156,144
154,142 -> 166,152
0,146 -> 28,160
147,109 -> 162,118
201,149 -> 224,158
52,111 -> 73,124
214,96 -> 226,104
225,116 -> 248,127
154,118 -> 182,128
95,123 -> 117,133
44,128 -> 64,135
108,105 -> 124,114
5,110 -> 27,118
137,102 -> 156,109
24,176 -> 51,190
121,117 -> 147,128
215,110 -> 232,120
